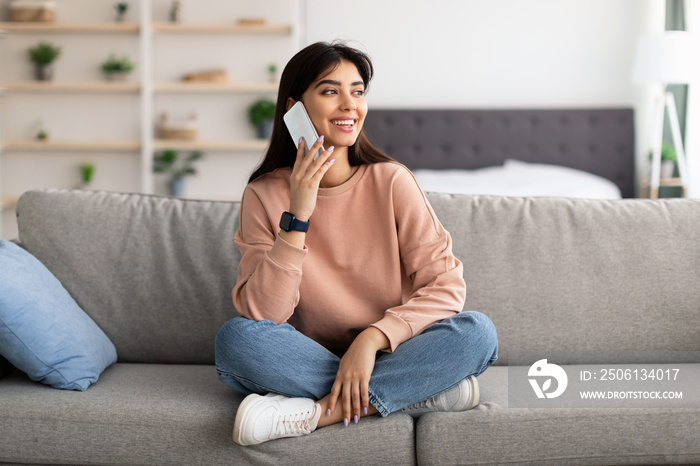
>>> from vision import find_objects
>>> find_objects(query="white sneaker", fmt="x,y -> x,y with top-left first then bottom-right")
402,376 -> 480,418
233,393 -> 322,446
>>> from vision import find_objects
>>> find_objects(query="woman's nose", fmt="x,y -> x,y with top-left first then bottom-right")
340,94 -> 357,111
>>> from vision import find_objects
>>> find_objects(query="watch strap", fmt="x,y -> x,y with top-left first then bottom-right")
279,211 -> 310,233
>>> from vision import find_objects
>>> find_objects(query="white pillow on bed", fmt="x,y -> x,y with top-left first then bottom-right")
413,159 -> 622,199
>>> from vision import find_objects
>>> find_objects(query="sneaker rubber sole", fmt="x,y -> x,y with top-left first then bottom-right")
233,393 -> 271,446
465,375 -> 480,410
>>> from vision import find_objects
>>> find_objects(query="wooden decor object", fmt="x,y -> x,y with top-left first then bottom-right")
237,18 -> 266,26
158,112 -> 198,140
182,69 -> 228,83
9,0 -> 56,22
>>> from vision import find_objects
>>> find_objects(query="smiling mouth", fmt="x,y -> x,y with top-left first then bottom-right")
331,119 -> 357,128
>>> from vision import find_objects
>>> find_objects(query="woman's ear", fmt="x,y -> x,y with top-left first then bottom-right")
286,98 -> 297,112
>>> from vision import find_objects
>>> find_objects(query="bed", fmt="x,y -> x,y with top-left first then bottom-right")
362,108 -> 635,199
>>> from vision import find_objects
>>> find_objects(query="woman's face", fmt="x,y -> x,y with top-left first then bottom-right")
294,59 -> 368,151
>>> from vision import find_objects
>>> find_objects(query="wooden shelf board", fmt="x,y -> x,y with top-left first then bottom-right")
0,81 -> 140,93
0,81 -> 277,94
153,139 -> 268,151
1,140 -> 141,151
154,81 -> 277,93
0,22 -> 139,33
659,178 -> 684,187
1,197 -> 18,210
151,23 -> 291,34
640,178 -> 685,188
0,22 -> 290,34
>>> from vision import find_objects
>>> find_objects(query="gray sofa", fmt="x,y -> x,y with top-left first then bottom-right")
1,188 -> 699,465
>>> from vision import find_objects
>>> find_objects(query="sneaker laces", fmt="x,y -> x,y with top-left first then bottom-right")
276,409 -> 315,437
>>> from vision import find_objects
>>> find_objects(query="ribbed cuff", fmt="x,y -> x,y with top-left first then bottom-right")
371,313 -> 413,353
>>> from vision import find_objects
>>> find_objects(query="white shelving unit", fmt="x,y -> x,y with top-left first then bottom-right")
0,0 -> 300,238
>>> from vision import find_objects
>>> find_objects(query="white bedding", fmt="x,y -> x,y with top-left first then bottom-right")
413,159 -> 622,199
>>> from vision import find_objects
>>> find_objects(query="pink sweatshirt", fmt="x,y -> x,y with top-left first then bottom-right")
232,162 -> 466,355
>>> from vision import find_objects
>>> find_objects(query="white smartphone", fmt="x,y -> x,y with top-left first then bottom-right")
283,101 -> 325,160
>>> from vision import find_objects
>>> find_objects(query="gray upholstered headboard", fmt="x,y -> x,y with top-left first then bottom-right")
362,108 -> 635,198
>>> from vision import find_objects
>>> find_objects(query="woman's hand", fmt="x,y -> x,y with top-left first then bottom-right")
328,327 -> 390,425
288,136 -> 335,222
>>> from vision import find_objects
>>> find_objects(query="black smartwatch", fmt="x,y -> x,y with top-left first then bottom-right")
279,211 -> 310,233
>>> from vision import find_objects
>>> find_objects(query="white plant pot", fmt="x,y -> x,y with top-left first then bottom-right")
661,160 -> 675,179
104,71 -> 130,81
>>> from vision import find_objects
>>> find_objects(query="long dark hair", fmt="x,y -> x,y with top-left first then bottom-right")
248,41 -> 394,183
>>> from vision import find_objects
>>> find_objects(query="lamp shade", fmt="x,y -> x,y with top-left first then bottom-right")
632,31 -> 697,84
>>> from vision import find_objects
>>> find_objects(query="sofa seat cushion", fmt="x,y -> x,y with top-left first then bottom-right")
0,363 -> 416,466
417,366 -> 700,465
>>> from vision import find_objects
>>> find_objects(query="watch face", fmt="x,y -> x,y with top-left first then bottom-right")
279,212 -> 293,231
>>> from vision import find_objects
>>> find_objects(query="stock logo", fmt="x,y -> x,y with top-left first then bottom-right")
528,359 -> 568,399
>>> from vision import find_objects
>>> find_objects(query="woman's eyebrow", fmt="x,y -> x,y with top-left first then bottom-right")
314,79 -> 365,89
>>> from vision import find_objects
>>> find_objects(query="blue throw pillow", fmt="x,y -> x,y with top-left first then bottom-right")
0,240 -> 117,390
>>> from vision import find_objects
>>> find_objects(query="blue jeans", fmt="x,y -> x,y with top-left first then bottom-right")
215,311 -> 498,416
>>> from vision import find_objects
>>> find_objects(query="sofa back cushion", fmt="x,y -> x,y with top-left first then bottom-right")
17,190 -> 241,364
427,193 -> 700,364
17,190 -> 700,366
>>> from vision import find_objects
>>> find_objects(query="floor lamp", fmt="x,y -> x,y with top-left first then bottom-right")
633,31 -> 694,199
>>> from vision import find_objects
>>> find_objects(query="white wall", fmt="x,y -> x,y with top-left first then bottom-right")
306,0 -> 665,195
307,0 -> 657,108
0,0 -> 668,238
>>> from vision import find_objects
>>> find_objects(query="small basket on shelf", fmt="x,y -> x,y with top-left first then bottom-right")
182,69 -> 228,83
9,0 -> 56,22
157,112 -> 198,141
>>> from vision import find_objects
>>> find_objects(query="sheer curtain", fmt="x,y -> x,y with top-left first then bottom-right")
665,0 -> 687,140
685,0 -> 700,197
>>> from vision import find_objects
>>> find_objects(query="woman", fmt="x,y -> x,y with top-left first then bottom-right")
215,41 -> 498,446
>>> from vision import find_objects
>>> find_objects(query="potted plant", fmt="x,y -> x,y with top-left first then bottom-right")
32,118 -> 49,140
153,149 -> 204,197
268,63 -> 278,83
78,163 -> 96,189
648,143 -> 677,179
114,2 -> 129,21
660,143 -> 677,179
28,41 -> 61,81
101,54 -> 135,81
169,0 -> 182,22
248,98 -> 276,139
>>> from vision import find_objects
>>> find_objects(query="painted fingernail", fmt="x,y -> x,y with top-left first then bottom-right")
329,159 -> 336,164
317,135 -> 324,143
327,409 -> 331,417
354,414 -> 359,424
364,406 -> 368,415
343,418 -> 349,427
298,136 -> 303,145
328,146 -> 335,152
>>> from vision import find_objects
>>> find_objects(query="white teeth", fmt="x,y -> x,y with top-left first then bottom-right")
332,120 -> 355,126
